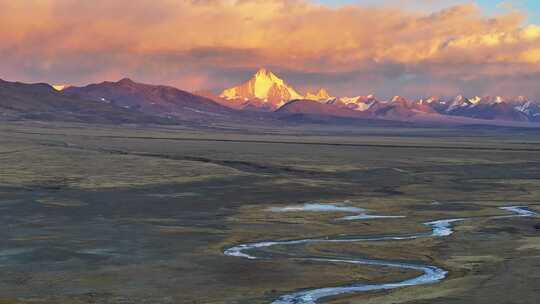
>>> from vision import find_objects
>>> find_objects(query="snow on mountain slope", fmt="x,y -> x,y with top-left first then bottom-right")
446,95 -> 473,113
330,95 -> 378,111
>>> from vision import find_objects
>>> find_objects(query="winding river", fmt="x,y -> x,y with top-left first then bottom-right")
224,204 -> 538,304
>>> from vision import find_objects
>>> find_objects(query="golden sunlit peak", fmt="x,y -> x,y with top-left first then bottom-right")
220,68 -> 302,107
255,67 -> 270,75
305,88 -> 333,101
254,68 -> 282,83
52,84 -> 68,91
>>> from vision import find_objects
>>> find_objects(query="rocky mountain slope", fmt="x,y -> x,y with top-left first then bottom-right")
64,78 -> 239,122
0,79 -> 166,123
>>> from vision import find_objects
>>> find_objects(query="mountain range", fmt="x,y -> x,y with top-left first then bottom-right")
219,69 -> 540,123
0,78 -> 167,124
1,68 -> 539,127
63,78 -> 239,122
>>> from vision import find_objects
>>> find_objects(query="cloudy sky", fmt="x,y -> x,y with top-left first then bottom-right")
2,0 -> 540,99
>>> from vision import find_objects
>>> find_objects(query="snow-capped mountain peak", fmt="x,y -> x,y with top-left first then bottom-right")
420,96 -> 440,104
391,96 -> 408,104
454,95 -> 465,102
517,96 -> 529,103
445,95 -> 472,113
220,68 -> 302,109
337,95 -> 378,111
470,96 -> 482,105
52,84 -> 69,91
305,88 -> 333,101
340,96 -> 360,104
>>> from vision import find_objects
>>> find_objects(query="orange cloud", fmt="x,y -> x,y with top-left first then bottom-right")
1,0 -> 540,97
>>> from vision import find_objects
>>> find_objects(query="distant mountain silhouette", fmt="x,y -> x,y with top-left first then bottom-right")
0,78 -> 165,123
64,78 -> 238,121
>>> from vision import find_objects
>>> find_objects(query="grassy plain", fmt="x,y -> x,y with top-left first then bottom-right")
0,121 -> 539,303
